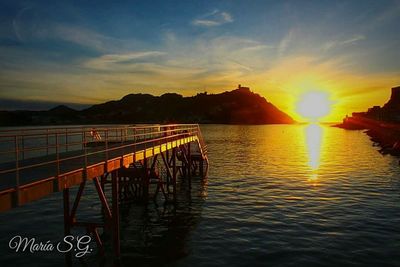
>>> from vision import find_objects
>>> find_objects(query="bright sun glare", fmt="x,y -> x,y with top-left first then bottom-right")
296,91 -> 331,122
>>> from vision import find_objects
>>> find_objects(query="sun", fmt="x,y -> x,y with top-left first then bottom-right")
296,91 -> 331,122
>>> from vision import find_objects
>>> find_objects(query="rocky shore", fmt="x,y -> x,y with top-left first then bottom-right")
335,116 -> 400,157
334,86 -> 400,158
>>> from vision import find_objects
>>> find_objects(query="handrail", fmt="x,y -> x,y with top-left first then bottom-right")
0,126 -> 197,157
0,123 -> 200,136
0,124 -> 208,196
195,125 -> 208,159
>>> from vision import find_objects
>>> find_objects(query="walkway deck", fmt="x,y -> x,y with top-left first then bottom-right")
0,124 -> 208,212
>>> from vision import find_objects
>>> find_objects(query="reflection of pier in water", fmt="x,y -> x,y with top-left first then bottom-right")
119,177 -> 207,266
0,124 -> 208,265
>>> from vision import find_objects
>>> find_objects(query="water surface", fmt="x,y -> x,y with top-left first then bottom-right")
0,124 -> 399,266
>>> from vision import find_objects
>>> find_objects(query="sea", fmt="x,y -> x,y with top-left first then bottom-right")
0,124 -> 399,266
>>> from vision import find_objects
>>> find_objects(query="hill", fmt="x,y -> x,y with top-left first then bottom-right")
0,85 -> 294,126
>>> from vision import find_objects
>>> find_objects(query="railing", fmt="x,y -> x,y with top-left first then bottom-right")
0,124 -> 207,194
195,125 -> 208,156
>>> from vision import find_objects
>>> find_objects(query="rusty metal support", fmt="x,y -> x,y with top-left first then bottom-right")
180,145 -> 188,178
200,158 -> 204,177
172,148 -> 177,202
188,143 -> 192,189
93,177 -> 112,224
150,154 -> 158,170
111,171 -> 121,262
64,179 -> 109,258
161,152 -> 172,195
92,227 -> 104,255
70,181 -> 86,223
143,158 -> 149,200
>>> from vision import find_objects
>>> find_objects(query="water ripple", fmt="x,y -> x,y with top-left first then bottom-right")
1,125 -> 400,266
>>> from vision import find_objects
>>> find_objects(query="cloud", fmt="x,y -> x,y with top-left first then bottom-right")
192,10 -> 234,27
0,34 -> 274,105
51,24 -> 110,51
9,7 -> 135,53
341,34 -> 365,45
12,19 -> 109,51
278,30 -> 294,57
221,12 -> 233,22
82,35 -> 271,78
12,6 -> 32,42
84,51 -> 166,69
323,34 -> 365,51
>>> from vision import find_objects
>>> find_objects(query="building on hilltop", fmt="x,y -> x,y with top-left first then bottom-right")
366,106 -> 383,120
237,84 -> 250,92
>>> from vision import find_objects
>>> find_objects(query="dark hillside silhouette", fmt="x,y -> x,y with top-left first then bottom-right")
0,85 -> 294,126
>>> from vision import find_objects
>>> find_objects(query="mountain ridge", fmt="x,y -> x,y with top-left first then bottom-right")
0,85 -> 294,126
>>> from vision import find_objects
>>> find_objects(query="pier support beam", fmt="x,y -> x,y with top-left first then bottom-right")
160,152 -> 172,195
188,143 -> 191,189
111,171 -> 121,263
70,181 -> 85,222
58,140 -> 206,264
172,148 -> 177,202
199,158 -> 204,177
142,158 -> 149,200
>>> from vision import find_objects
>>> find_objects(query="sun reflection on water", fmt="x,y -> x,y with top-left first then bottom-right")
305,124 -> 323,183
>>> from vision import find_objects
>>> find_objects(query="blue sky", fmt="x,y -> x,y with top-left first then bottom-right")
0,0 -> 399,120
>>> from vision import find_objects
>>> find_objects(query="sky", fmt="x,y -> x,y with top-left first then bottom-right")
0,0 -> 400,121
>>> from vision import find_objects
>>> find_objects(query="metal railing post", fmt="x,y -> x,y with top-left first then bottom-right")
144,128 -> 147,152
21,131 -> 25,160
46,129 -> 49,155
84,131 -> 88,168
105,129 -> 109,162
82,130 -> 85,151
152,127 -> 155,155
56,133 -> 60,176
65,128 -> 68,152
15,135 -> 20,206
133,127 -> 136,154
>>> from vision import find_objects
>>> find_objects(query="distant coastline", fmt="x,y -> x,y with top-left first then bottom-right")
334,86 -> 400,157
0,85 -> 294,126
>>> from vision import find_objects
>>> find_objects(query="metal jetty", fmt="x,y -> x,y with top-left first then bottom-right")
0,124 -> 208,263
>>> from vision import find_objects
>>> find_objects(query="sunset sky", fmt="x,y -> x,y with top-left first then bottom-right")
0,0 -> 400,121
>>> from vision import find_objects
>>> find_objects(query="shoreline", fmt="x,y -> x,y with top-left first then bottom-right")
334,116 -> 400,157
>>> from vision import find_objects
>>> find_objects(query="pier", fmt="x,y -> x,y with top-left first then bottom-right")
0,124 -> 208,263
